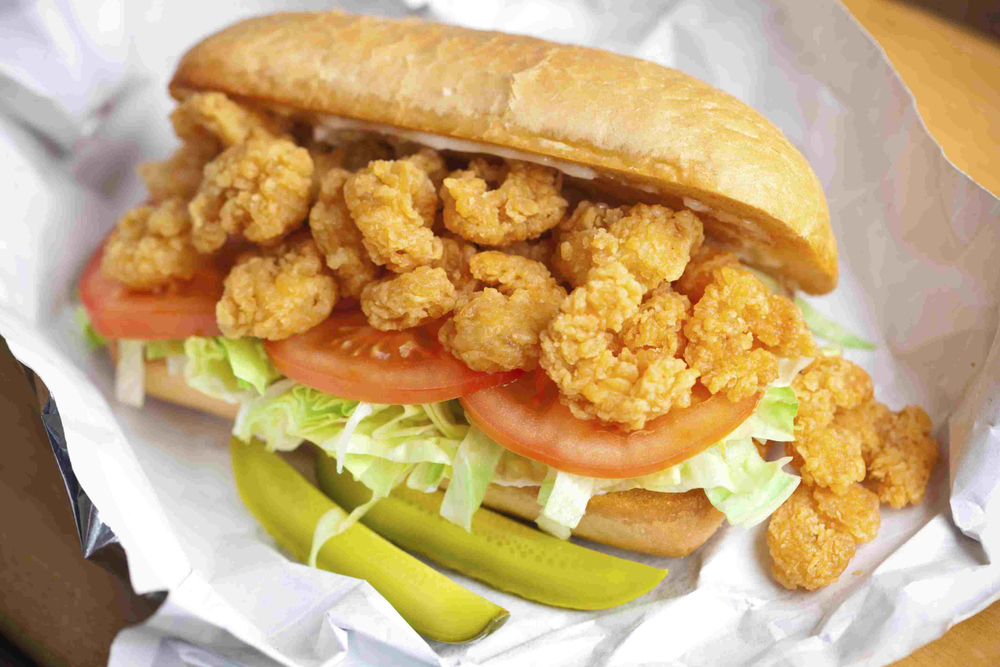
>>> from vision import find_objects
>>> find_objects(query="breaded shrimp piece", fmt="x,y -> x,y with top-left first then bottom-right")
766,483 -> 880,590
553,201 -> 625,287
433,235 -> 480,307
138,139 -> 218,203
361,266 -> 457,331
867,405 -> 939,508
189,136 -> 314,253
441,159 -> 568,246
344,159 -> 442,273
101,199 -> 201,290
787,425 -> 866,495
621,287 -> 692,358
216,233 -> 337,340
555,202 -> 705,290
309,167 -> 380,298
402,148 -> 448,190
540,261 -> 698,429
683,267 -> 817,401
170,92 -> 290,148
835,400 -> 884,464
673,245 -> 742,303
439,252 -> 566,372
503,236 -> 556,269
785,357 -> 874,494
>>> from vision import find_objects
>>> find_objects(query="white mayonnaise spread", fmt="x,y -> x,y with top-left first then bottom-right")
683,197 -> 756,227
313,115 -> 598,180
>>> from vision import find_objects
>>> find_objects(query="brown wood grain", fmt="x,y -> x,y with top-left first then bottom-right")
840,0 -> 1000,665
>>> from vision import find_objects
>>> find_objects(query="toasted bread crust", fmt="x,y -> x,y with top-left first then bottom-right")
169,11 -> 836,293
124,351 -> 724,556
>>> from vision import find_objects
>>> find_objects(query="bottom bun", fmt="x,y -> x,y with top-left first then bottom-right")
117,350 -> 725,557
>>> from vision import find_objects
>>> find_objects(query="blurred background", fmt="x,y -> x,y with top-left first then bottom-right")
1,0 -> 998,666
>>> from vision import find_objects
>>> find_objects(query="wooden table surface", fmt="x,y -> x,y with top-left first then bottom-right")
840,0 -> 1000,665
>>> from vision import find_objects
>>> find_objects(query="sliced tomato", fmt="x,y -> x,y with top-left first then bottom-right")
79,244 -> 225,340
461,371 -> 762,479
265,311 -> 523,404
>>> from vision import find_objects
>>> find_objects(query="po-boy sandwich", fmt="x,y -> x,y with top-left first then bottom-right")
80,11 -> 940,595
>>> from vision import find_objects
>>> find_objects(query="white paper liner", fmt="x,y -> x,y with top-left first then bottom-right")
1,1 -> 998,666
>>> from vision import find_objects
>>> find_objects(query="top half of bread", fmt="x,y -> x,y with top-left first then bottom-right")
169,11 -> 837,294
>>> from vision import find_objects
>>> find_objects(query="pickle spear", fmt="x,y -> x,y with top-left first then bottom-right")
315,451 -> 667,610
230,438 -> 509,643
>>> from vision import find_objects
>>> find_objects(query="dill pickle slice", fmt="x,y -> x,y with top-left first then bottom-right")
230,438 -> 508,643
315,451 -> 667,610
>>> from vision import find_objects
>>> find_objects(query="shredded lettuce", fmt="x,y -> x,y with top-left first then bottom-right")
795,298 -> 876,350
75,306 -> 107,350
440,426 -> 505,531
727,385 -> 798,443
115,340 -> 145,407
234,383 -> 468,521
145,339 -> 185,360
182,337 -> 280,403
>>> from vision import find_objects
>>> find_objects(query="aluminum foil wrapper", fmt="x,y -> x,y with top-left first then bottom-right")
2,1 -> 999,666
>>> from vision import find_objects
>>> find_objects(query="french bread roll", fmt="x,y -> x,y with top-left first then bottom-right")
119,351 -> 725,557
169,10 -> 837,294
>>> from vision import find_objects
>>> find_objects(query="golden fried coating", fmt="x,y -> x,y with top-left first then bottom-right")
540,261 -> 698,429
621,287 -> 692,358
138,139 -> 218,203
100,199 -> 200,289
554,202 -> 704,290
189,136 -> 314,253
867,405 -> 939,508
553,201 -> 625,287
684,267 -> 816,401
834,401 -> 883,463
216,233 -> 337,340
441,159 -> 568,246
793,357 -> 875,433
361,266 -> 457,331
673,245 -> 742,303
502,236 -> 556,269
433,235 -> 480,307
440,252 -> 566,372
767,483 -> 880,590
812,485 -> 881,543
785,357 -> 874,494
170,92 -> 289,148
309,167 -> 380,298
343,159 -> 442,273
402,148 -> 448,190
787,425 -> 866,495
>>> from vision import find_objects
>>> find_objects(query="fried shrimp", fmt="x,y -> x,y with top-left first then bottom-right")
361,266 -> 457,331
767,483 -> 880,590
683,267 -> 816,402
138,139 -> 219,202
216,233 -> 337,340
673,245 -> 742,303
784,357 -> 874,494
343,159 -> 442,273
170,92 -> 289,148
503,236 -> 556,269
433,235 -> 480,307
540,260 -> 699,430
441,159 -> 568,246
439,252 -> 566,372
309,167 -> 380,298
867,405 -> 939,508
189,136 -> 314,253
100,199 -> 200,289
621,287 -> 692,358
554,202 -> 705,289
402,148 -> 448,190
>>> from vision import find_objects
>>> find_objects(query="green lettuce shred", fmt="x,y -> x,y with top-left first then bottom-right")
439,426 -> 505,531
75,306 -> 107,350
183,337 -> 280,403
795,298 -> 876,350
145,339 -> 185,360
